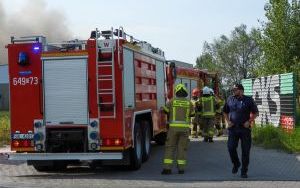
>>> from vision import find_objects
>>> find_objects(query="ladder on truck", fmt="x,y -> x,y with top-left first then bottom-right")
96,29 -> 116,119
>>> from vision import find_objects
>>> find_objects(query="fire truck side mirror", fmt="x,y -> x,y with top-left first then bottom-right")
18,52 -> 30,66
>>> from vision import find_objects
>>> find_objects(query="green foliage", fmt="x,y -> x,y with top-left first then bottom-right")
0,111 -> 10,147
257,0 -> 300,76
196,25 -> 262,88
252,125 -> 300,153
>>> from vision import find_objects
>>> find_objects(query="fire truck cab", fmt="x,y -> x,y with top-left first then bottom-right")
7,27 -> 169,171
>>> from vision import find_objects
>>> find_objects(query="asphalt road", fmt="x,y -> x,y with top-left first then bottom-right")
0,137 -> 299,188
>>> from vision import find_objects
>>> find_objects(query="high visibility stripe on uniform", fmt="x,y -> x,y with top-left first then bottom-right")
164,159 -> 173,164
169,123 -> 190,128
173,100 -> 190,107
186,107 -> 190,122
172,106 -> 176,122
163,106 -> 169,113
177,160 -> 186,165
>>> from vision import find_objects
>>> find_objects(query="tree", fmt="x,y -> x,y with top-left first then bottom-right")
196,24 -> 263,88
258,0 -> 300,75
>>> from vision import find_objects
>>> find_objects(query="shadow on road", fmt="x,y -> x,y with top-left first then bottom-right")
2,138 -> 299,182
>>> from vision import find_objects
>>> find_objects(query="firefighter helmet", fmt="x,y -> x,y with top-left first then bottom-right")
175,84 -> 188,95
192,88 -> 200,97
202,86 -> 211,95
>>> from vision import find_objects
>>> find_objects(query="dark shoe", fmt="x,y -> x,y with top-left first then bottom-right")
161,169 -> 172,175
208,138 -> 214,143
241,172 -> 248,178
232,163 -> 241,174
203,138 -> 208,142
178,170 -> 184,174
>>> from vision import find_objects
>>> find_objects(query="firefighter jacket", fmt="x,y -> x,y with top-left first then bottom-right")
215,97 -> 225,114
191,98 -> 201,116
197,95 -> 218,118
163,97 -> 195,128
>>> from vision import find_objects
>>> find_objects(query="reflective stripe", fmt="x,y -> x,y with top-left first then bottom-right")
163,106 -> 169,113
203,112 -> 215,116
186,107 -> 190,122
164,159 -> 173,164
170,120 -> 187,124
177,160 -> 186,165
172,106 -> 176,122
173,100 -> 190,107
169,123 -> 190,128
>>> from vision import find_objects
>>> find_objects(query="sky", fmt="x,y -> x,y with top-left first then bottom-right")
1,0 -> 267,65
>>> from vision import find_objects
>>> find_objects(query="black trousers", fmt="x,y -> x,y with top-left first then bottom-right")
227,127 -> 252,173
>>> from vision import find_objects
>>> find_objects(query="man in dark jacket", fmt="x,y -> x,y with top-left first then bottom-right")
223,83 -> 258,178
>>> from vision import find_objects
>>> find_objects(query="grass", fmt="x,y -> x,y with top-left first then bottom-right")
252,125 -> 300,153
0,111 -> 10,147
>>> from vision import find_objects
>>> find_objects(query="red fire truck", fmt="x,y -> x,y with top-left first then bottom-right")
7,27 -> 217,171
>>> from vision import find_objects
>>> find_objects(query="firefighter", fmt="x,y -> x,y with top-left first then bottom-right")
197,86 -> 218,142
161,84 -> 195,175
191,88 -> 201,138
215,94 -> 225,136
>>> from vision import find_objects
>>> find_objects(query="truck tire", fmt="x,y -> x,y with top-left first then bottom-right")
142,121 -> 152,162
154,132 -> 167,145
129,122 -> 142,170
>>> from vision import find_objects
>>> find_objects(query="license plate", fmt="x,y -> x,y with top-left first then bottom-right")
12,134 -> 34,140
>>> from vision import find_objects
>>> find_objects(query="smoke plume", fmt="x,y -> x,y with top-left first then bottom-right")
0,0 -> 72,64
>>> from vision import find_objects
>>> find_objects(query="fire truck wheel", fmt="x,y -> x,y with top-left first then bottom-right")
129,123 -> 142,170
142,121 -> 152,162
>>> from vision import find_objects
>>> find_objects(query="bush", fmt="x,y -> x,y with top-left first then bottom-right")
252,125 -> 300,153
0,111 -> 10,147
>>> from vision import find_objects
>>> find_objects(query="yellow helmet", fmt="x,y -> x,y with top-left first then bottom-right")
175,84 -> 188,94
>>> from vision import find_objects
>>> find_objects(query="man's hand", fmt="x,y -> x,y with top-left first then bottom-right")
243,121 -> 250,128
227,121 -> 234,128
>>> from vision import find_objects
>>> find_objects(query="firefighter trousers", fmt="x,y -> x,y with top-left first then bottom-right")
163,127 -> 189,171
191,114 -> 202,137
201,117 -> 215,139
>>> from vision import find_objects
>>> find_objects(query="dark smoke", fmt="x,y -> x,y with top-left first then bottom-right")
0,0 -> 72,64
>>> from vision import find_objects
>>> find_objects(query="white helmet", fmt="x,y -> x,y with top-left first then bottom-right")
202,86 -> 211,95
